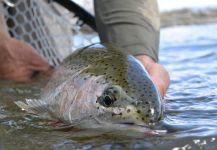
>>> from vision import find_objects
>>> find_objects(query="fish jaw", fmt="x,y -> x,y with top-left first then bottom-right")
93,103 -> 153,129
94,85 -> 162,125
97,105 -> 150,127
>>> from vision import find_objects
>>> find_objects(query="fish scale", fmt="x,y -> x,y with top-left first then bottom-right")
15,43 -> 163,131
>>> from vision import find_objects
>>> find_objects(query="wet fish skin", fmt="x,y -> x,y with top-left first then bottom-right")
15,43 -> 163,130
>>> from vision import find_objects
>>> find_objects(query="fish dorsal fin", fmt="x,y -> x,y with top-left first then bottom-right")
15,99 -> 52,119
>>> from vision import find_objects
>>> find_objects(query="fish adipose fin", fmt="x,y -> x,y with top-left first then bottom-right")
15,99 -> 52,118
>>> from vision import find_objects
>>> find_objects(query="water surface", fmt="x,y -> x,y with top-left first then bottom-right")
0,23 -> 217,150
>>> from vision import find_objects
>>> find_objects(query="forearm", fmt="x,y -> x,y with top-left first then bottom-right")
94,0 -> 160,62
0,9 -> 52,81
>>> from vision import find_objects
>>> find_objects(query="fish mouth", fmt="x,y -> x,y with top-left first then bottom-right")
111,122 -> 161,135
114,121 -> 149,128
113,122 -> 166,135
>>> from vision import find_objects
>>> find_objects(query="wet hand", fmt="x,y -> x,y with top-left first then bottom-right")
0,32 -> 53,81
136,55 -> 170,98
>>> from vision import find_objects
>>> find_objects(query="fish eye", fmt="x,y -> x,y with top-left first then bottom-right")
98,95 -> 116,107
97,86 -> 120,107
103,95 -> 114,106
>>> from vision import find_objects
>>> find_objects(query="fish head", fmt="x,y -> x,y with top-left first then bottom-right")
95,83 -> 162,128
61,44 -> 163,130
88,54 -> 163,128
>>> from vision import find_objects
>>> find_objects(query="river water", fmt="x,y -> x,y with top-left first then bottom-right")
0,23 -> 217,150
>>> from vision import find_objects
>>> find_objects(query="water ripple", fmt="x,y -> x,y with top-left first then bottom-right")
1,23 -> 217,149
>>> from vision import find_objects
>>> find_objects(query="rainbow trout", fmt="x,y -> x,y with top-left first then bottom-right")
16,44 -> 163,132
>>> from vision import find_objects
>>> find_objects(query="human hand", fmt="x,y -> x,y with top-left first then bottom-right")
0,32 -> 53,81
136,55 -> 170,98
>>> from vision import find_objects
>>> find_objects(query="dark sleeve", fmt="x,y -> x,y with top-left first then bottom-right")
94,0 -> 160,62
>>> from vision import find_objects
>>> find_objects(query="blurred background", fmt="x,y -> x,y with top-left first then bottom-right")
74,0 -> 217,28
158,0 -> 217,11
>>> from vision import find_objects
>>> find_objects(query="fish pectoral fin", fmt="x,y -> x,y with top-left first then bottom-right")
15,99 -> 51,117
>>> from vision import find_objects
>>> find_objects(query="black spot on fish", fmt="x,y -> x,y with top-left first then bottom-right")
127,109 -> 131,113
148,109 -> 151,113
115,79 -> 119,82
124,79 -> 128,82
146,114 -> 149,117
142,117 -> 145,121
97,107 -> 99,109
137,110 -> 141,114
131,90 -> 135,93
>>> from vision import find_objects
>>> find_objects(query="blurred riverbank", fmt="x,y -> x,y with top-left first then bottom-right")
73,0 -> 217,28
161,8 -> 217,28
